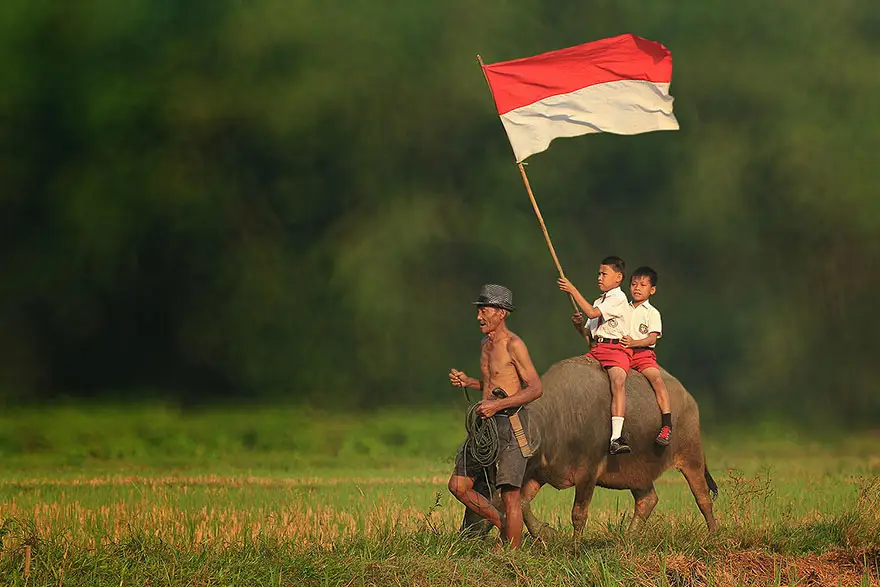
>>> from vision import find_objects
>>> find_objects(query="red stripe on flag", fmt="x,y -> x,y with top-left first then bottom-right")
483,34 -> 674,115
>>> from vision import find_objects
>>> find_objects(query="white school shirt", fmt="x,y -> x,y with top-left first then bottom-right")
586,287 -> 631,340
629,299 -> 662,348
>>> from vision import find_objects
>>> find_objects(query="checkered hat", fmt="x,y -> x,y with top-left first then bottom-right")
472,284 -> 515,311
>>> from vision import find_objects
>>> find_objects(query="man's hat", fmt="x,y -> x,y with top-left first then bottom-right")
472,284 -> 515,311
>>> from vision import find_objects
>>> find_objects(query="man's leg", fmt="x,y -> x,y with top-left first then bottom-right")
501,486 -> 523,548
448,474 -> 502,530
607,366 -> 631,454
642,366 -> 673,445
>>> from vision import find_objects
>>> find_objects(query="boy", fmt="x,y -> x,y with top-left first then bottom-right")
621,267 -> 673,445
558,256 -> 633,455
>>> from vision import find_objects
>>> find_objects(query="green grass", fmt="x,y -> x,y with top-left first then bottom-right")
0,406 -> 878,585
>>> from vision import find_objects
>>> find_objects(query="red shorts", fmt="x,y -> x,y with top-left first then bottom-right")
631,348 -> 659,372
586,342 -> 633,371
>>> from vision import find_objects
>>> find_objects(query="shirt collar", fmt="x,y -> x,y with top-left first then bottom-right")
604,287 -> 623,298
630,298 -> 653,309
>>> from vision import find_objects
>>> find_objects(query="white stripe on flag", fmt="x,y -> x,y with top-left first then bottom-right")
499,80 -> 679,162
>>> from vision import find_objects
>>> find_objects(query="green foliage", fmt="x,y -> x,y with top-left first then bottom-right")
0,405 -> 468,469
0,1 -> 878,422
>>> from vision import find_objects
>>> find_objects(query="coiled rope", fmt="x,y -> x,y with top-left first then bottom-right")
463,400 -> 500,468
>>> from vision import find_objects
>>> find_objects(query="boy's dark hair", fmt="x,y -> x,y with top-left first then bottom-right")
632,266 -> 658,287
600,256 -> 626,277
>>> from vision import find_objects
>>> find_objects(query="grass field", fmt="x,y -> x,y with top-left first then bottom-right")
0,406 -> 878,585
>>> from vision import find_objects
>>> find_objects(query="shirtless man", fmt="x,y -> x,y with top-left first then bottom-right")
447,284 -> 543,549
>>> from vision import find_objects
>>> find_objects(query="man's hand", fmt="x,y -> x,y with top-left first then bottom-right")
475,399 -> 502,418
449,368 -> 469,388
557,277 -> 576,294
572,312 -> 586,327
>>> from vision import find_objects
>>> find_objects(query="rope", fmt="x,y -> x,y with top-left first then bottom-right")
463,402 -> 499,468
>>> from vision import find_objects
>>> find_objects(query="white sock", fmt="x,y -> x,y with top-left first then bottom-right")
611,416 -> 624,441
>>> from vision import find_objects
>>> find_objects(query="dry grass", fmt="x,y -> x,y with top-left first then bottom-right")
0,470 -> 878,585
0,419 -> 878,586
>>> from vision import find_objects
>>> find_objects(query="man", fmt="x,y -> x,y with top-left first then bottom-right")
447,284 -> 542,549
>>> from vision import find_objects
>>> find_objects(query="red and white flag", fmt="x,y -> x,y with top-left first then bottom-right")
482,34 -> 679,162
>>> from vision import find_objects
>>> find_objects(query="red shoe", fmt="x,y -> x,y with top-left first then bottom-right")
655,425 -> 672,446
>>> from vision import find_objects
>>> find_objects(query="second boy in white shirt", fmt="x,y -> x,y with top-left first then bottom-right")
622,266 -> 673,446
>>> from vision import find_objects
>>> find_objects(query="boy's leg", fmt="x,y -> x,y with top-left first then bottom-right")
607,366 -> 631,454
448,474 -> 503,530
641,366 -> 673,445
501,486 -> 523,548
641,367 -> 671,413
608,366 -> 627,417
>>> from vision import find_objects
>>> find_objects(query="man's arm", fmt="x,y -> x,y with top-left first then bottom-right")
449,369 -> 481,389
558,278 -> 601,319
495,338 -> 543,410
449,339 -> 490,391
622,332 -> 659,349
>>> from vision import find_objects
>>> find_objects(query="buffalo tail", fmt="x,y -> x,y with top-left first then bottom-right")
704,464 -> 718,500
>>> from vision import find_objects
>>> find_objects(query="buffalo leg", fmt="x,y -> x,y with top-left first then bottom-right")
679,462 -> 718,532
571,478 -> 597,538
455,472 -> 499,537
628,485 -> 659,532
521,478 -> 554,539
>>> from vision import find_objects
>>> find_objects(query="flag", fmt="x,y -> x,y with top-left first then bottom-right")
482,34 -> 679,162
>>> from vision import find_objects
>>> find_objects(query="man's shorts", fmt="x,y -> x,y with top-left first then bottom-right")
586,342 -> 633,371
630,348 -> 660,372
452,407 -> 532,489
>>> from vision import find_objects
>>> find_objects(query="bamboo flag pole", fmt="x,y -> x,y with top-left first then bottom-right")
515,162 -> 568,280
476,55 -> 581,315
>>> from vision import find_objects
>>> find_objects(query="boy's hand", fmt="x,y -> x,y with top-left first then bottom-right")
572,312 -> 586,327
557,277 -> 577,294
449,369 -> 469,388
621,336 -> 636,348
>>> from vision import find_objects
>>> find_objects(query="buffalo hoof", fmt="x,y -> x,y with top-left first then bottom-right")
528,522 -> 558,542
459,515 -> 494,538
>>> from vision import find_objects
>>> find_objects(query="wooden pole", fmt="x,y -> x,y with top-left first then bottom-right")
477,55 -> 581,314
24,544 -> 31,578
517,162 -> 566,278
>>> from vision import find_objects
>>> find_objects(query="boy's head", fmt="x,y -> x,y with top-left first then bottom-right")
630,266 -> 658,303
597,256 -> 625,292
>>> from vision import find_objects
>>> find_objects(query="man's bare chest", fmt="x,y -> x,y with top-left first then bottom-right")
484,345 -> 514,374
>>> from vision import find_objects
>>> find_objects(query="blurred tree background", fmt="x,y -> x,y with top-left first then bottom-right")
1,0 -> 878,425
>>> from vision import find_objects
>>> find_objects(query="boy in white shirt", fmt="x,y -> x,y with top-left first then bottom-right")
558,256 -> 633,455
621,266 -> 672,446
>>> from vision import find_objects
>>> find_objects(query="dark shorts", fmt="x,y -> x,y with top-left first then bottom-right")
453,407 -> 532,489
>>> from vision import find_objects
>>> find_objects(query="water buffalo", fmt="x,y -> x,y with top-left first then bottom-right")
461,355 -> 718,537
